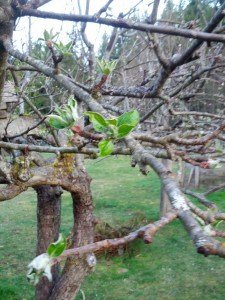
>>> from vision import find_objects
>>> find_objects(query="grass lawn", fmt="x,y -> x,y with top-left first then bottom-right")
1,156 -> 225,299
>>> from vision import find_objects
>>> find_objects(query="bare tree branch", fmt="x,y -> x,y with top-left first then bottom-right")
18,8 -> 225,43
54,212 -> 177,262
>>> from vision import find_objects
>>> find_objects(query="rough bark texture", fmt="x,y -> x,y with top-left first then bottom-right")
49,167 -> 94,300
0,1 -> 14,107
35,185 -> 62,300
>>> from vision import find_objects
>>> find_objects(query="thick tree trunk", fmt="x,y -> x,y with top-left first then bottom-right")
0,1 -> 14,109
35,185 -> 62,300
160,159 -> 173,216
49,168 -> 94,300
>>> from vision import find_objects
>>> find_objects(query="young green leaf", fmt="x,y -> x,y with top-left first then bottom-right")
68,96 -> 76,108
96,58 -> 117,75
117,110 -> 139,127
54,41 -> 72,56
107,118 -> 117,126
68,96 -> 78,121
43,29 -> 50,41
98,139 -> 114,156
85,112 -> 108,132
47,234 -> 66,258
43,29 -> 58,42
48,115 -> 69,129
48,98 -> 78,129
117,124 -> 134,138
54,106 -> 64,116
56,108 -> 74,126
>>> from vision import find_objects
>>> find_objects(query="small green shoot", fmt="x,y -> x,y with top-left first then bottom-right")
97,58 -> 117,76
85,109 -> 139,156
48,96 -> 78,129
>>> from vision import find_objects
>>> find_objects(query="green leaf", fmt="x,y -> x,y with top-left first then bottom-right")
54,106 -> 64,116
54,41 -> 72,55
43,29 -> 50,41
68,97 -> 78,121
48,115 -> 69,129
43,29 -> 58,42
85,112 -> 108,132
109,60 -> 117,70
117,110 -> 139,127
106,119 -> 117,126
96,58 -> 117,75
47,234 -> 66,258
117,124 -> 134,138
63,113 -> 75,126
55,107 -> 72,123
98,139 -> 114,156
48,98 -> 78,130
105,126 -> 118,138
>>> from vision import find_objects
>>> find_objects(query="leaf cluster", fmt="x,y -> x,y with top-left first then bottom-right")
39,30 -> 73,56
48,96 -> 78,129
85,110 -> 139,156
48,97 -> 139,156
54,41 -> 73,57
97,58 -> 117,76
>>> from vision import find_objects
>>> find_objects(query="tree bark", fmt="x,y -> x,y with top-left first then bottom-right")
35,185 -> 62,300
160,159 -> 173,216
49,167 -> 94,300
0,1 -> 14,107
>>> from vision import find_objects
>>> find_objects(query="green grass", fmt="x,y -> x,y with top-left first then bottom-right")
1,156 -> 225,299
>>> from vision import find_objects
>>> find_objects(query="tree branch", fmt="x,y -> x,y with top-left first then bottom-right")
18,8 -> 225,43
54,212 -> 177,262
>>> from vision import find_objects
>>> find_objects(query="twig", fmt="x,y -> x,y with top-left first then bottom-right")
204,183 -> 225,196
184,189 -> 217,209
54,212 -> 177,263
